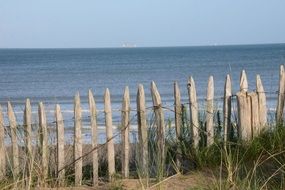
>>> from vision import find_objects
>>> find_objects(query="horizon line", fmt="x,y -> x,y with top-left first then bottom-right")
0,42 -> 285,49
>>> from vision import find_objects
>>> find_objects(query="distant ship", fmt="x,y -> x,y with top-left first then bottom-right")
122,43 -> 137,48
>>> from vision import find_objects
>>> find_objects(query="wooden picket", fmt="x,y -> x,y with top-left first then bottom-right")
74,93 -> 82,186
137,84 -> 148,178
104,88 -> 115,181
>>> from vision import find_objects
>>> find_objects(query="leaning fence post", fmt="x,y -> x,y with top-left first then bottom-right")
236,70 -> 252,141
74,92 -> 82,186
151,81 -> 165,180
104,88 -> 115,181
0,105 -> 5,178
121,86 -> 130,178
55,104 -> 65,185
276,65 -> 285,124
187,76 -> 200,148
223,75 -> 232,143
174,81 -> 182,170
7,102 -> 19,178
206,76 -> 214,146
38,102 -> 48,184
137,84 -> 148,179
88,89 -> 98,186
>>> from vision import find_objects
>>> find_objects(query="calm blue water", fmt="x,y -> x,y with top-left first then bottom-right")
1,44 -> 285,143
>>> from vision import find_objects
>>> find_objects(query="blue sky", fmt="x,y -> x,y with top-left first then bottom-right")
0,0 -> 285,48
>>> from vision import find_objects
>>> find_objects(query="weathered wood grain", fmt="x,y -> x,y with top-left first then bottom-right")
74,93 -> 82,186
88,89 -> 98,185
187,76 -> 200,148
206,76 -> 214,146
104,88 -> 115,181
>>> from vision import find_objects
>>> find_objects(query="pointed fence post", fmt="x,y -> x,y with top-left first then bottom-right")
137,84 -> 148,179
7,102 -> 19,178
151,81 -> 165,180
24,99 -> 33,186
104,88 -> 115,181
88,90 -> 98,186
174,81 -> 182,169
240,70 -> 248,92
256,75 -> 267,130
38,102 -> 48,184
276,65 -> 285,124
206,76 -> 214,146
0,105 -> 6,178
55,104 -> 65,185
74,93 -> 82,186
187,77 -> 200,148
223,75 -> 232,143
236,70 -> 252,141
121,86 -> 130,178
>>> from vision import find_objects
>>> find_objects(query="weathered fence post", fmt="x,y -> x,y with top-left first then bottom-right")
256,75 -> 267,130
24,99 -> 32,156
206,76 -> 214,146
88,89 -> 98,186
38,102 -> 48,184
74,93 -> 82,186
187,76 -> 200,148
276,65 -> 285,124
249,92 -> 260,137
0,105 -> 5,178
104,88 -> 115,181
151,81 -> 165,180
223,74 -> 232,143
121,86 -> 130,178
7,102 -> 19,178
137,84 -> 148,179
55,104 -> 65,185
24,99 -> 33,186
174,81 -> 182,170
236,70 -> 252,140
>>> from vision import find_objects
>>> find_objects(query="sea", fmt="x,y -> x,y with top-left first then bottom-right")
0,44 -> 285,144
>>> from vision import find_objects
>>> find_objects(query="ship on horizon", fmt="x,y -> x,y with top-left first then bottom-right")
122,43 -> 137,48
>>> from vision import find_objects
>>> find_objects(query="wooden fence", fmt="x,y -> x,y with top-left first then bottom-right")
0,65 -> 284,187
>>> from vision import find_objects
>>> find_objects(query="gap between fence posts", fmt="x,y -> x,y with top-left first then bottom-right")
55,104 -> 65,186
104,88 -> 115,181
137,84 -> 148,182
74,93 -> 82,186
88,89 -> 98,186
151,81 -> 165,181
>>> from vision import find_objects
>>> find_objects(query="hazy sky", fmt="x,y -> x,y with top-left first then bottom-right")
1,0 -> 285,48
